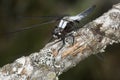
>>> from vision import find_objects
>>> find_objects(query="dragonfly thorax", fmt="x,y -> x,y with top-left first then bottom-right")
53,16 -> 72,39
57,16 -> 79,29
53,18 -> 76,39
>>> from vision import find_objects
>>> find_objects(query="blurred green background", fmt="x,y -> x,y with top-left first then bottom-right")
0,0 -> 120,80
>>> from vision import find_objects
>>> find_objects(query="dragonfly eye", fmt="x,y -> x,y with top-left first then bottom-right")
58,32 -> 61,35
54,28 -> 59,33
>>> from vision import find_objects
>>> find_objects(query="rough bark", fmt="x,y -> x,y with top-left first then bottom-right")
0,3 -> 120,80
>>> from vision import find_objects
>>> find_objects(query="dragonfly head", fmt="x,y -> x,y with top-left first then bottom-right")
52,27 -> 63,39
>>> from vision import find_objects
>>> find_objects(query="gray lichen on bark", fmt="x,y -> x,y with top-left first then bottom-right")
0,3 -> 120,80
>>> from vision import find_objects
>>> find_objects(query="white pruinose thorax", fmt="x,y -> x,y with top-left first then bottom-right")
57,16 -> 74,29
58,15 -> 84,29
58,17 -> 69,29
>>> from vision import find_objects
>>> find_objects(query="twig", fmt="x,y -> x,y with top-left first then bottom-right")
0,3 -> 120,80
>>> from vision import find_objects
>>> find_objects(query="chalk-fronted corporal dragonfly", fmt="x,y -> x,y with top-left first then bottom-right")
8,5 -> 96,51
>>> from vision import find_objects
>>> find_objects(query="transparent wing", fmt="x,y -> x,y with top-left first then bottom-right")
17,15 -> 68,19
7,15 -> 68,34
7,20 -> 56,34
77,5 -> 96,20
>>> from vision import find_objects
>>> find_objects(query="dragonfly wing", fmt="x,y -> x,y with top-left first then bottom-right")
8,19 -> 57,34
76,5 -> 96,21
5,14 -> 69,35
17,15 -> 68,20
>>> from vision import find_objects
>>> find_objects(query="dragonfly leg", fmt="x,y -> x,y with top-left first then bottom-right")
58,38 -> 65,52
68,33 -> 75,45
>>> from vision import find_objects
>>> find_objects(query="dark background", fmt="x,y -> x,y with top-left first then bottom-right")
0,0 -> 120,80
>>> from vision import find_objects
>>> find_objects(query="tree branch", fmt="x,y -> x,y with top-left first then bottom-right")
0,3 -> 120,80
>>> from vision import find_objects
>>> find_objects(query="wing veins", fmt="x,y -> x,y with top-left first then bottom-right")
8,20 -> 56,34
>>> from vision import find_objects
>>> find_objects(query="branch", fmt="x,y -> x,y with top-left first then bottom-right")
0,3 -> 120,80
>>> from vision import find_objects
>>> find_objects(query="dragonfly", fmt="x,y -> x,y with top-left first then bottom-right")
8,5 -> 96,51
